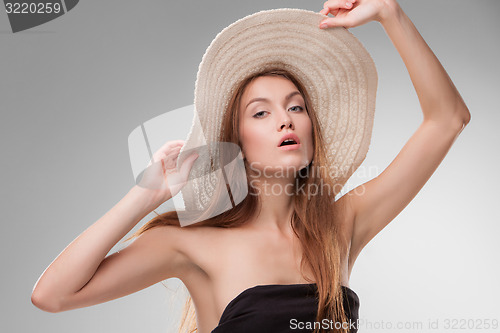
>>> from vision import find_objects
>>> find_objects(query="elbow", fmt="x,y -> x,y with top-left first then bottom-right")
451,92 -> 472,129
463,107 -> 471,127
457,107 -> 471,132
448,105 -> 471,133
31,290 -> 63,313
426,99 -> 471,132
457,102 -> 471,127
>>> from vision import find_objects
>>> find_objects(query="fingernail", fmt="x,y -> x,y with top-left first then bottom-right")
320,23 -> 328,29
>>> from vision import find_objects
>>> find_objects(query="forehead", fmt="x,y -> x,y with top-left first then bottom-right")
241,76 -> 299,99
239,76 -> 303,113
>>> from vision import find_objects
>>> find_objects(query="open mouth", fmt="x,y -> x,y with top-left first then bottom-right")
278,133 -> 301,149
279,139 -> 298,147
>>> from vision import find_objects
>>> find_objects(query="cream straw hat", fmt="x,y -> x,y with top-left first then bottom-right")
176,8 -> 377,224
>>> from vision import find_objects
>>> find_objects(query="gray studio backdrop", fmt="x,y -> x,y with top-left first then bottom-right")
1,1 -> 499,332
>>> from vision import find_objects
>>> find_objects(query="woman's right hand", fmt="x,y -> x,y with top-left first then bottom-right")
319,0 -> 397,28
137,140 -> 199,205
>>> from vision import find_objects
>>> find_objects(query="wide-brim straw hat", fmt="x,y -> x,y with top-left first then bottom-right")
177,8 -> 377,224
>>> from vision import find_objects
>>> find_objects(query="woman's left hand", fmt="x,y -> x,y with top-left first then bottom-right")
319,0 -> 396,29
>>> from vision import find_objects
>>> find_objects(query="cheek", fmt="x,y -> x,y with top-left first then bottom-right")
239,122 -> 257,155
303,118 -> 314,159
239,122 -> 270,160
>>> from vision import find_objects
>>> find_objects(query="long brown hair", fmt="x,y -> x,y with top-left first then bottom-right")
123,68 -> 350,333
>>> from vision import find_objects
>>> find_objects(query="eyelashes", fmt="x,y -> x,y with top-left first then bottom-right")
289,106 -> 304,112
252,105 -> 304,118
253,111 -> 267,118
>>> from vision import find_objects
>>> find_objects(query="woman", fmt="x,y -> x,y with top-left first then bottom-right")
31,1 -> 470,333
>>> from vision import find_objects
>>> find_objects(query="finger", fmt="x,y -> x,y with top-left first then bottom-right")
158,140 -> 185,153
161,159 -> 167,179
153,145 -> 182,163
164,146 -> 182,158
164,142 -> 185,153
151,141 -> 183,161
167,139 -> 186,146
163,155 -> 178,169
322,0 -> 356,14
320,15 -> 353,29
320,7 -> 340,16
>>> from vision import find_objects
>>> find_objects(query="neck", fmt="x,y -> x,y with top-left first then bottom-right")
245,175 -> 297,234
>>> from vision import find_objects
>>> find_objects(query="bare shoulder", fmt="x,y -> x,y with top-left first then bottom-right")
177,225 -> 236,271
126,224 -> 198,278
153,224 -> 231,280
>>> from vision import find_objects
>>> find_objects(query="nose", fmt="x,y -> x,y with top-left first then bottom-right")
277,112 -> 294,131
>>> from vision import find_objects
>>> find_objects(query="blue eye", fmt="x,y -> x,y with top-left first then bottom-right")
289,106 -> 304,112
253,111 -> 267,118
252,106 -> 303,118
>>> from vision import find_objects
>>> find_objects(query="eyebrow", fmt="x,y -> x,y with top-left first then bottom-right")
245,91 -> 303,110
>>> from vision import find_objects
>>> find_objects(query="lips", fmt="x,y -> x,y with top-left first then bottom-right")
278,133 -> 300,147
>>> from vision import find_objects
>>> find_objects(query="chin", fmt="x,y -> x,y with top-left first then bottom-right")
280,155 -> 310,168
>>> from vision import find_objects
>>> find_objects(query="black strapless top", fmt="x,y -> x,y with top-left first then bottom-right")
211,283 -> 359,333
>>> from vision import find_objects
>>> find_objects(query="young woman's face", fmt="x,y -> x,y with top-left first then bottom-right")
238,76 -> 314,177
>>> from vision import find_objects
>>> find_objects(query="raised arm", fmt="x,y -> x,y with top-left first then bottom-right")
31,141 -> 198,312
319,0 -> 471,264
